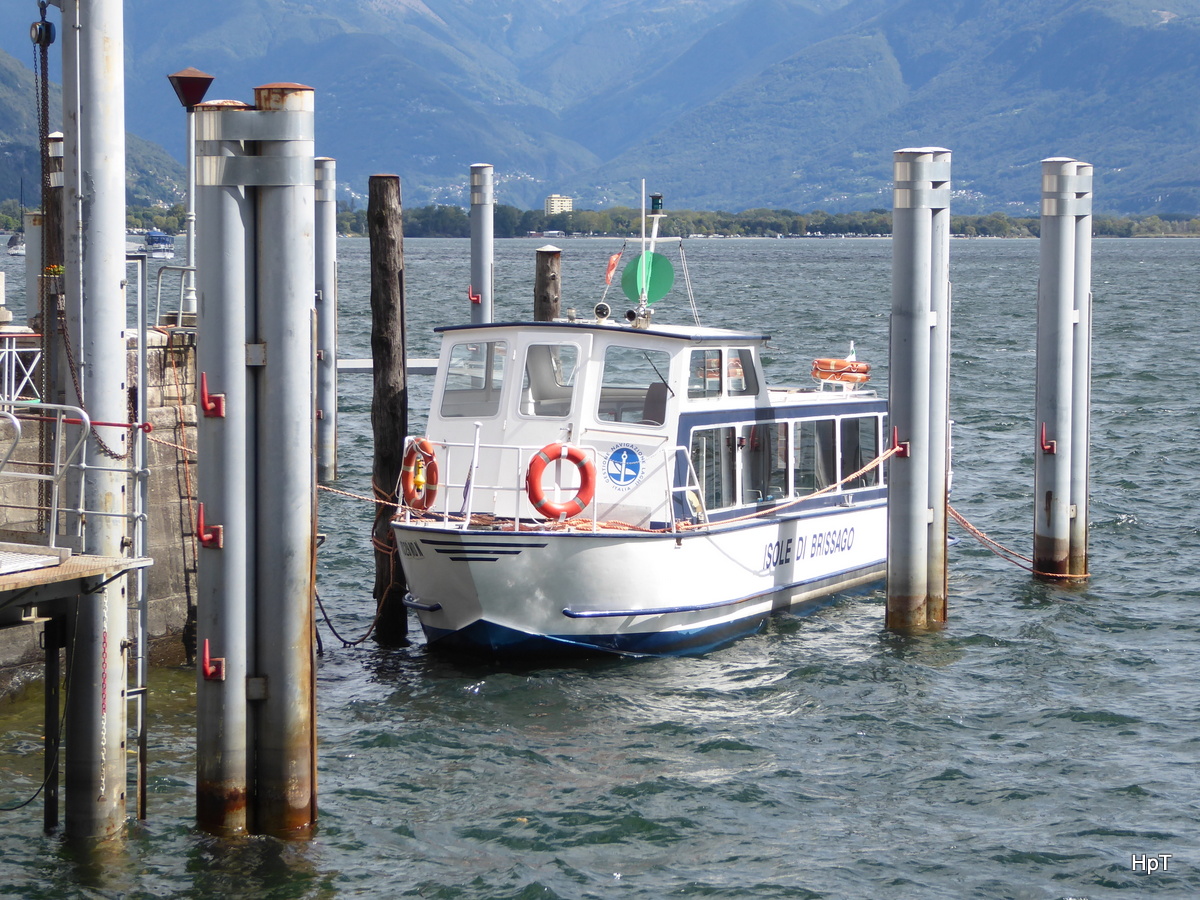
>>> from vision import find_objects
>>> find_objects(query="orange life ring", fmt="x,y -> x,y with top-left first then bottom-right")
526,442 -> 596,519
812,367 -> 871,384
401,438 -> 439,510
812,357 -> 871,375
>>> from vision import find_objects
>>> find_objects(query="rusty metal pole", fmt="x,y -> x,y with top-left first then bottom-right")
1034,158 -> 1091,580
887,148 -> 951,631
534,245 -> 561,321
469,163 -> 494,323
194,98 -> 255,837
315,157 -> 339,482
61,0 -> 131,842
1069,163 -> 1093,578
252,83 -> 317,837
368,175 -> 409,645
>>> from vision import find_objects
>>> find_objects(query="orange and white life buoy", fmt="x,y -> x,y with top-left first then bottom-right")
526,442 -> 596,519
401,438 -> 439,510
812,357 -> 871,384
812,357 -> 871,375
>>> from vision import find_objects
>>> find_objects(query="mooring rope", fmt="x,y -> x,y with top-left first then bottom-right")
948,504 -> 1087,580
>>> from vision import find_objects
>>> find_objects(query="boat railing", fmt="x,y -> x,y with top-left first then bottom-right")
398,435 -> 704,533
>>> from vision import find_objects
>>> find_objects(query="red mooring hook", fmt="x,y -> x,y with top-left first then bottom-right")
890,425 -> 911,458
1040,422 -> 1057,455
200,372 -> 226,418
197,502 -> 224,549
201,639 -> 225,681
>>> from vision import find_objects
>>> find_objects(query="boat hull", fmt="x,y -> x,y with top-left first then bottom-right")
394,503 -> 885,657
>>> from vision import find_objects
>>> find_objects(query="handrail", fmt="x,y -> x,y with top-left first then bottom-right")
154,263 -> 196,324
0,401 -> 94,548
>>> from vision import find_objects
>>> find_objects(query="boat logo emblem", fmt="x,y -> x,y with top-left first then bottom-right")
603,444 -> 643,491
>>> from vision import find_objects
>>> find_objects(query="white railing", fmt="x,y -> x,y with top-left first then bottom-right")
398,436 -> 705,533
0,332 -> 42,402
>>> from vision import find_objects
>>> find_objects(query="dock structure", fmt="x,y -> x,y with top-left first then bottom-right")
886,148 -> 952,630
1034,158 -> 1093,579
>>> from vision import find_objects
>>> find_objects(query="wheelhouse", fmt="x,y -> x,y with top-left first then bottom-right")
416,320 -> 885,530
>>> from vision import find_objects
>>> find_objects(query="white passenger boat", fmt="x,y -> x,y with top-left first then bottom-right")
393,224 -> 888,657
143,230 -> 175,259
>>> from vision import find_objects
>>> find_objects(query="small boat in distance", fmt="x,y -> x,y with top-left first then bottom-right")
5,233 -> 24,257
392,199 -> 889,658
142,230 -> 175,259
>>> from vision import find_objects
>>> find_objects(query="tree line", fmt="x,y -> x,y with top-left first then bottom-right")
3,199 -> 1198,239
335,204 -> 1200,239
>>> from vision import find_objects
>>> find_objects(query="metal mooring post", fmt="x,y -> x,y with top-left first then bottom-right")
253,82 -> 318,837
1034,158 -> 1093,580
315,157 -> 339,482
469,163 -> 494,323
60,0 -> 131,842
886,148 -> 951,631
195,97 -> 256,837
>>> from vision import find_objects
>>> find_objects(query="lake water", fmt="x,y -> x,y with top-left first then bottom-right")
1,236 -> 1198,899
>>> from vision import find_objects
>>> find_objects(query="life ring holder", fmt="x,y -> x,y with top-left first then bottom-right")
526,442 -> 596,519
401,438 -> 440,510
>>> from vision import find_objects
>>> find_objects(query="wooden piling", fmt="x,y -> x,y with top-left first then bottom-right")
368,175 -> 409,644
534,245 -> 562,321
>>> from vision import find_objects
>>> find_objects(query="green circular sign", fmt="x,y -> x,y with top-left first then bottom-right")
621,251 -> 675,304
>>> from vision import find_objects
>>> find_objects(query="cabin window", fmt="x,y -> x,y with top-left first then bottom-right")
794,418 -> 836,494
688,349 -> 721,399
520,343 -> 578,417
691,426 -> 736,510
597,345 -> 672,425
687,348 -> 758,398
741,423 -> 788,505
439,339 -> 508,418
841,416 -> 880,489
727,348 -> 758,396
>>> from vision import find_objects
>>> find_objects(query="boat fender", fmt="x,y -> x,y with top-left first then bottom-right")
401,438 -> 440,510
526,442 -> 596,519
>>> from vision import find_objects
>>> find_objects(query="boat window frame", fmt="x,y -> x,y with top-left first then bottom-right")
687,410 -> 885,513
595,343 -> 674,428
517,340 -> 582,419
438,338 -> 510,420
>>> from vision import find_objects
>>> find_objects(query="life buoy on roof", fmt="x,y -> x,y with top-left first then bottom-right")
812,357 -> 871,375
401,438 -> 439,510
812,357 -> 871,384
526,442 -> 596,520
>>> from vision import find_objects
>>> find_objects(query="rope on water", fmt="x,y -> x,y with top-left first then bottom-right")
948,504 -> 1088,580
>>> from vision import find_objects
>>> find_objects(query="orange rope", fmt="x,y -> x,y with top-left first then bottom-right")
948,504 -> 1088,580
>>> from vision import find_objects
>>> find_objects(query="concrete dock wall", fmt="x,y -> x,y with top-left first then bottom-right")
0,332 -> 197,696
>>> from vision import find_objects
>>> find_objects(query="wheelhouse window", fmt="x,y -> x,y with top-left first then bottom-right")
686,348 -> 759,399
439,339 -> 508,418
597,345 -> 672,425
728,348 -> 758,396
520,343 -> 578,418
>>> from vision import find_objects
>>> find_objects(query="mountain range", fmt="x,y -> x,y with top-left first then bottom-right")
0,0 -> 1198,214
